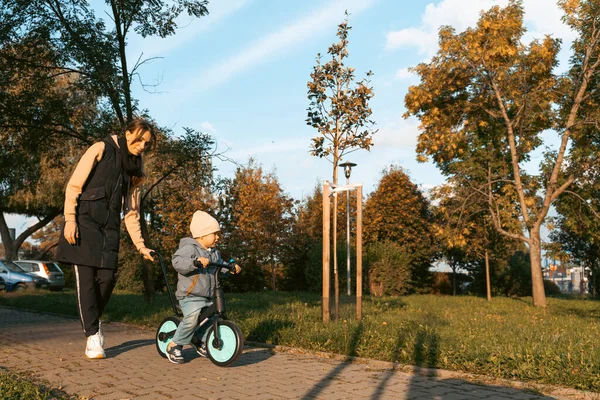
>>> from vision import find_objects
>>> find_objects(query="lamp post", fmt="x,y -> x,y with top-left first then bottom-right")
339,161 -> 356,296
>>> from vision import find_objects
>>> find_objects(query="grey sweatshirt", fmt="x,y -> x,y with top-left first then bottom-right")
172,237 -> 225,300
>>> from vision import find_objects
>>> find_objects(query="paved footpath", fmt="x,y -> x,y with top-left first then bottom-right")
1,307 -> 598,400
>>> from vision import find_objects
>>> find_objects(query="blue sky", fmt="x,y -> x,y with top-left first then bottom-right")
119,0 -> 575,200
7,0 -> 577,241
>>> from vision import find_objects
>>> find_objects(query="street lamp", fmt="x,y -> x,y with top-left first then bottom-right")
339,161 -> 356,296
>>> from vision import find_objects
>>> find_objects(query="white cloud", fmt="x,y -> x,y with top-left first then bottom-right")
384,0 -> 573,59
522,0 -> 576,42
394,67 -> 417,80
200,121 -> 216,134
385,27 -> 437,54
385,0 -> 508,56
374,116 -> 420,149
172,0 -> 375,100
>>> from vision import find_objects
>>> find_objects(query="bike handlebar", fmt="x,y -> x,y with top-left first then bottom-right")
150,251 -> 238,275
195,259 -> 237,273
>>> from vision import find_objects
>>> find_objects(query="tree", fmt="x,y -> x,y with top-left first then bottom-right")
132,127 -> 218,297
431,180 -> 522,299
404,0 -> 600,307
306,11 -> 376,315
549,154 -> 600,296
363,166 -> 436,292
0,151 -> 76,260
0,33 -> 102,258
294,184 -> 325,292
2,0 -> 213,295
221,160 -> 295,291
4,0 -> 209,125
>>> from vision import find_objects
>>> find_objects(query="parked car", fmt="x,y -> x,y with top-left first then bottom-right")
0,276 -> 6,291
14,260 -> 65,291
0,260 -> 49,291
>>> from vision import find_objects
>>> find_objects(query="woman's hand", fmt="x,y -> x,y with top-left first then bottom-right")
139,247 -> 155,261
234,264 -> 242,274
64,221 -> 79,245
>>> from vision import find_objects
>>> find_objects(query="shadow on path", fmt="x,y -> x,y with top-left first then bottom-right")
105,339 -> 154,358
400,323 -> 557,400
296,314 -> 561,400
299,321 -> 364,400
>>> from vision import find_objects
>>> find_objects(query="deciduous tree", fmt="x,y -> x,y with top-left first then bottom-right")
221,160 -> 295,291
363,166 -> 436,291
404,0 -> 600,307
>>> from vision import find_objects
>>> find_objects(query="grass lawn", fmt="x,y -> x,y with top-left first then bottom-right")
1,289 -> 599,392
0,368 -> 75,400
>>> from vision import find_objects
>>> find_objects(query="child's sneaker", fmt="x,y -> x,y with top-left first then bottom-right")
85,332 -> 105,359
166,343 -> 184,364
191,340 -> 207,357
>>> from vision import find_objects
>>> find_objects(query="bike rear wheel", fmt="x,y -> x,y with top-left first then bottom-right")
206,320 -> 244,367
156,316 -> 180,358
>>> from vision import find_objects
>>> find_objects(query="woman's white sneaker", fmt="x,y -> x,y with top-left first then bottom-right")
85,332 -> 105,359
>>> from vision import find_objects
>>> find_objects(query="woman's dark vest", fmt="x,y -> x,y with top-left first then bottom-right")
56,137 -> 127,270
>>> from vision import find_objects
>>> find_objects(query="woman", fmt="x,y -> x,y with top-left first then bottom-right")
56,118 -> 155,359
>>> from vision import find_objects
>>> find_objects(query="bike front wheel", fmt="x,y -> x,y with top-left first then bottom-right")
206,320 -> 244,367
156,316 -> 180,358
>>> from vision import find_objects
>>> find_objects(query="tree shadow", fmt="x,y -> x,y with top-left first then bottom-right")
375,320 -> 558,400
294,312 -> 562,400
299,322 -> 364,399
104,339 -> 154,358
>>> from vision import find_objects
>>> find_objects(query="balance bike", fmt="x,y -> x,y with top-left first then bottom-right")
152,251 -> 244,367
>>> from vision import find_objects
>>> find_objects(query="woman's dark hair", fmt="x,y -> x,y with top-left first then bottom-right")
125,118 -> 155,152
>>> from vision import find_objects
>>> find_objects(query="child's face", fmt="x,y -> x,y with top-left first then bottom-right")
197,231 -> 220,249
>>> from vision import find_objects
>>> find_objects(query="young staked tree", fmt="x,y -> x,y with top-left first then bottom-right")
404,0 -> 600,307
306,12 -> 376,316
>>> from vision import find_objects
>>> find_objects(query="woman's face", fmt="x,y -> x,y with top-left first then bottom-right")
125,129 -> 152,156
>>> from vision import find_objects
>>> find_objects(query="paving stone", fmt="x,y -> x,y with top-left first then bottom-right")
0,307 -> 597,400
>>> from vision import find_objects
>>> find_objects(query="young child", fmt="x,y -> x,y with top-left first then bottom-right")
166,210 -> 241,364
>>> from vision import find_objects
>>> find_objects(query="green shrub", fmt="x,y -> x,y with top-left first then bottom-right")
304,242 -> 323,292
431,272 -> 472,295
544,279 -> 562,296
365,240 -> 411,296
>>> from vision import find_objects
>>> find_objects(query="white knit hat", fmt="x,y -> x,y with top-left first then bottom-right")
190,211 -> 220,238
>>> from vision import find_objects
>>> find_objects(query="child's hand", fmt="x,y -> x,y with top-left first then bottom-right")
196,257 -> 209,268
234,264 -> 242,274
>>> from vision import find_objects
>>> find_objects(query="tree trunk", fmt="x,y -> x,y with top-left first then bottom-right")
0,213 -> 16,259
594,266 -> 597,298
333,194 -> 339,319
332,161 -> 339,320
485,249 -> 491,301
452,263 -> 456,296
529,229 -> 546,307
0,211 -> 60,260
110,0 -> 132,122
